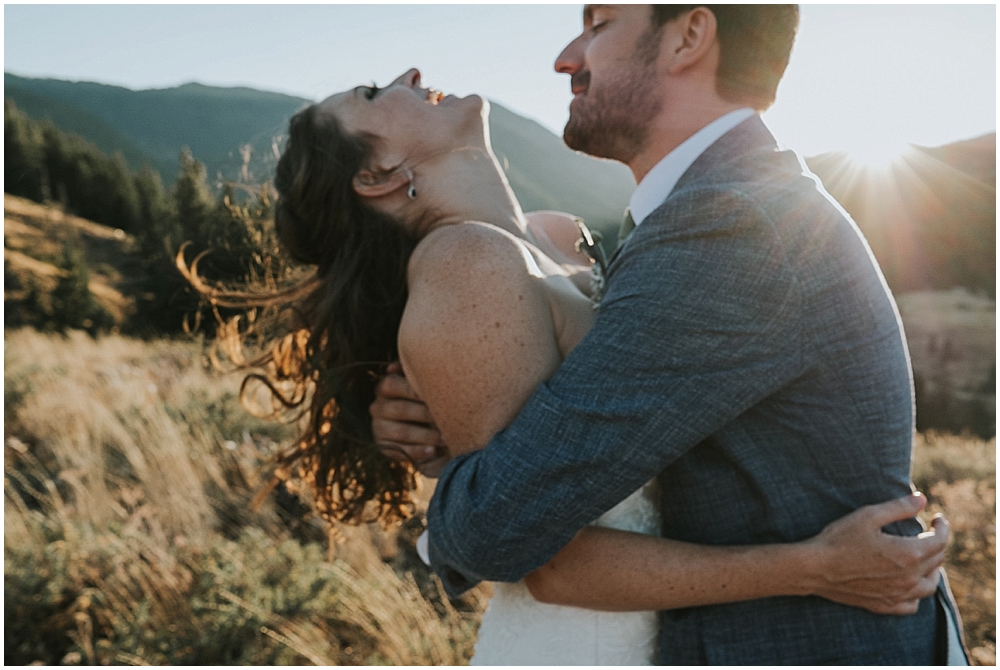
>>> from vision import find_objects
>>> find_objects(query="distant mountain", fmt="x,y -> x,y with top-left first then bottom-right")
914,133 -> 995,186
4,73 -> 634,243
4,84 -> 160,175
5,73 -> 308,187
7,73 -> 992,292
806,132 -> 995,296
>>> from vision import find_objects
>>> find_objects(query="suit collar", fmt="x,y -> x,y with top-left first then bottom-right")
608,116 -> 781,268
672,115 -> 780,194
629,109 -> 756,227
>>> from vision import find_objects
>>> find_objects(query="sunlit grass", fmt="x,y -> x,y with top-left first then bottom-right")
4,328 -> 486,665
3,328 -> 994,664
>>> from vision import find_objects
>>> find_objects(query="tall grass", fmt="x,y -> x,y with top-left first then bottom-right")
4,329 -> 485,665
913,432 -> 996,665
4,328 -> 994,664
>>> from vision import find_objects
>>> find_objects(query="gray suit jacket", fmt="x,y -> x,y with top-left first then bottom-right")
427,116 -> 957,664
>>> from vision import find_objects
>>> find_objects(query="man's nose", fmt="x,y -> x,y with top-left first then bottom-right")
554,34 -> 585,75
391,68 -> 421,88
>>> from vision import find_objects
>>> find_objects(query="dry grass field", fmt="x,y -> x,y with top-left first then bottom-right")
4,328 -> 995,664
898,289 -> 996,438
4,195 -> 141,326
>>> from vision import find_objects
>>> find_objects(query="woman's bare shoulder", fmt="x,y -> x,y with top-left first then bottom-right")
407,220 -> 531,284
398,222 -> 560,450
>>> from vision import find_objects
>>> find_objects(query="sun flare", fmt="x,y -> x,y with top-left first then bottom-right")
844,138 -> 912,172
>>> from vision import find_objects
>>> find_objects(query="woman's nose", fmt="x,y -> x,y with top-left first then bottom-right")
391,68 -> 421,88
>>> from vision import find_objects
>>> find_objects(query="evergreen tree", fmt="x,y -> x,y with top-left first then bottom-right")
173,147 -> 215,250
4,100 -> 48,201
5,107 -> 294,337
49,236 -> 112,335
134,164 -> 172,243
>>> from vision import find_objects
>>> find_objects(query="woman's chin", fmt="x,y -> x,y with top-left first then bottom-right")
470,93 -> 487,112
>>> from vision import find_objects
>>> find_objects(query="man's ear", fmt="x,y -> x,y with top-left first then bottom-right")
352,167 -> 410,199
666,7 -> 718,75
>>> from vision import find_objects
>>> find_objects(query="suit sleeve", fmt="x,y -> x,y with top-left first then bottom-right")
427,187 -> 806,596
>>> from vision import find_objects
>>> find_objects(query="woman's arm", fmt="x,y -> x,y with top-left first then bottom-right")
524,493 -> 949,615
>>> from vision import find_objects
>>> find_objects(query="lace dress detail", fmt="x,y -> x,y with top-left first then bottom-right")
470,481 -> 662,666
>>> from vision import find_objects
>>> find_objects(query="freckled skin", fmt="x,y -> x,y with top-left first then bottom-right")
397,221 -> 594,456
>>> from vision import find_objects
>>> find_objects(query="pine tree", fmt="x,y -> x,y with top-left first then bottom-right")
4,100 -> 48,201
49,236 -> 111,334
173,147 -> 215,250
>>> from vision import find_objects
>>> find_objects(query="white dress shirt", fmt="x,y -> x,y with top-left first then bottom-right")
628,108 -> 756,227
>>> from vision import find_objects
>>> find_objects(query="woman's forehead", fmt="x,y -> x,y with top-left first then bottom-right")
315,90 -> 360,125
318,89 -> 352,111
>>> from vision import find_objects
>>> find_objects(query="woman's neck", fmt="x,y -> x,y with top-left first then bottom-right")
416,146 -> 528,239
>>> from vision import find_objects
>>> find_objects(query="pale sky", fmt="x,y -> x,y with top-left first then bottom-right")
4,3 -> 996,161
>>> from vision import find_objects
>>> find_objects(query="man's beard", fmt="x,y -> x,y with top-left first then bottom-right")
563,48 -> 663,163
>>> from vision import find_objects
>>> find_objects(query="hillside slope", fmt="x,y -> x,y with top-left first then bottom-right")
4,73 -> 634,243
5,74 -> 309,186
4,194 -> 142,326
806,133 -> 995,296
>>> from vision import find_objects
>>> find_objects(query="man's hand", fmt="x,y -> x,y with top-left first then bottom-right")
371,362 -> 449,477
803,492 -> 949,615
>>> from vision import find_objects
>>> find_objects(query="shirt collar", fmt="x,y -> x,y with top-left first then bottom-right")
628,108 -> 756,227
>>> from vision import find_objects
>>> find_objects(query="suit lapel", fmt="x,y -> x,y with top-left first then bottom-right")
607,116 -> 780,269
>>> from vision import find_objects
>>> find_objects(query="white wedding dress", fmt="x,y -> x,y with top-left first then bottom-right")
469,481 -> 662,665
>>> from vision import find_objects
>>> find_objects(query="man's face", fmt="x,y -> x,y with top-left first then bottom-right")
555,5 -> 665,163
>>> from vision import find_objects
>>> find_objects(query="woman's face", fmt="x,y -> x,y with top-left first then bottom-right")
317,68 -> 485,167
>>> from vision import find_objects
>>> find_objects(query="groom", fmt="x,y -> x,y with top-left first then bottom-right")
372,5 -> 964,664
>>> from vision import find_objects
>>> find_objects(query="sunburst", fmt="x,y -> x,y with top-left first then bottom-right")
844,139 -> 913,173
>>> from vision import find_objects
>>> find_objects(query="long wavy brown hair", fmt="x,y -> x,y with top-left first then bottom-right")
183,103 -> 421,526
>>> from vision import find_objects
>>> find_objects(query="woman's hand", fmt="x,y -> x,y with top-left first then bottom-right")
801,492 -> 949,614
371,362 -> 449,477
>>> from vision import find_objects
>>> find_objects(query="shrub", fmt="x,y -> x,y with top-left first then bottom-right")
4,329 -> 484,665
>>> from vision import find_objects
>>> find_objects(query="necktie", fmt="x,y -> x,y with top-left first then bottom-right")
617,209 -> 636,248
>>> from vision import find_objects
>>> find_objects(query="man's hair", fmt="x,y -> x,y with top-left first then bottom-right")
651,4 -> 799,110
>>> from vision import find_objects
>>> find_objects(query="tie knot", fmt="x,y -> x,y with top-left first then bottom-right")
618,209 -> 636,247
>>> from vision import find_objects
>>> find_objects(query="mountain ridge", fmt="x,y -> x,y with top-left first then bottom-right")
4,72 -> 635,239
5,73 -> 994,290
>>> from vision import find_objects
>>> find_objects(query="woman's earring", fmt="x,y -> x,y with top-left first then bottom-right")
406,170 -> 417,200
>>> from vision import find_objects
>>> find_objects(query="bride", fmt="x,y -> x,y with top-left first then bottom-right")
237,68 -> 947,665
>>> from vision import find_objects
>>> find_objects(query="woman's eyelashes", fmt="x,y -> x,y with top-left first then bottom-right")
364,84 -> 381,100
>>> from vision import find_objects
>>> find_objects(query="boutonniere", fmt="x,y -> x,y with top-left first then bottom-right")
573,218 -> 607,308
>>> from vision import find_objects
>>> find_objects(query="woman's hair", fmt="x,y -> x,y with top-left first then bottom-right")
198,103 -> 422,526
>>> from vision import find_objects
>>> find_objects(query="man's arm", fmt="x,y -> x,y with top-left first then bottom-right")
425,189 -> 809,593
370,380 -> 950,614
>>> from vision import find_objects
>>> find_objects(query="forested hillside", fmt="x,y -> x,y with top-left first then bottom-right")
4,73 -> 635,239
5,73 -> 308,188
5,100 -> 286,336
